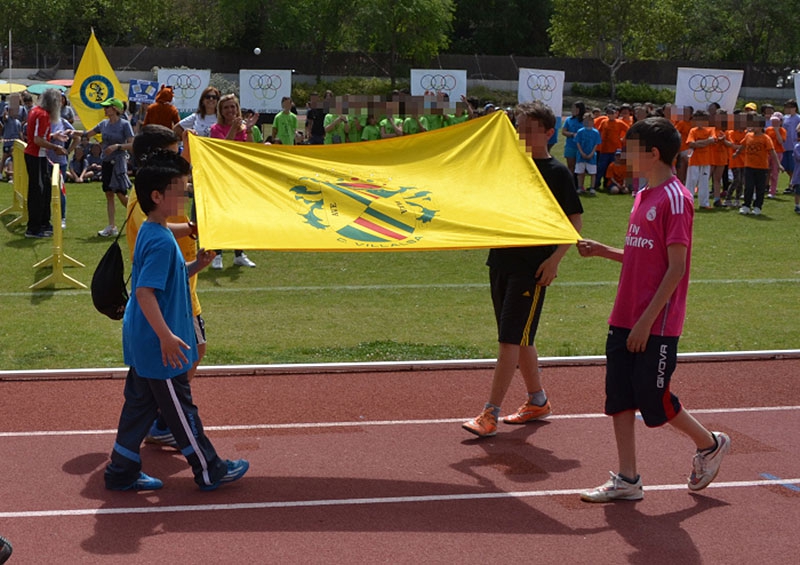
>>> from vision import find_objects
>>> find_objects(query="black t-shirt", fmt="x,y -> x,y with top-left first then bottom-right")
486,157 -> 583,275
307,108 -> 326,136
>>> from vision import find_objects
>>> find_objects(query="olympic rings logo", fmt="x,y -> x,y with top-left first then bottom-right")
419,74 -> 457,93
687,74 -> 731,104
165,73 -> 203,101
248,74 -> 282,100
526,73 -> 558,102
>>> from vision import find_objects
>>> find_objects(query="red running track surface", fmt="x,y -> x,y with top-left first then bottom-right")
0,359 -> 799,563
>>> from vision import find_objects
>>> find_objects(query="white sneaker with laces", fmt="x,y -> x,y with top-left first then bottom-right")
233,253 -> 256,267
752,207 -> 762,216
211,254 -> 223,270
738,206 -> 750,215
98,225 -> 118,237
688,431 -> 731,491
581,472 -> 643,503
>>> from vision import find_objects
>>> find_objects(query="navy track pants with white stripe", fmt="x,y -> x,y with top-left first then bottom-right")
105,367 -> 227,489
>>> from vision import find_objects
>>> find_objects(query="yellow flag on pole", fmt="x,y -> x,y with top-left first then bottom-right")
69,30 -> 126,130
189,111 -> 581,251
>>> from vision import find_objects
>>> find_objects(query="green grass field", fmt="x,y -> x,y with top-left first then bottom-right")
1,147 -> 798,371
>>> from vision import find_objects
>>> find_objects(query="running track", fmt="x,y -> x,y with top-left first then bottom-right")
1,358 -> 799,564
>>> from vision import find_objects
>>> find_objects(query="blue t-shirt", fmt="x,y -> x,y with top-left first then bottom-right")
123,221 -> 197,379
575,127 -> 602,164
562,115 -> 583,152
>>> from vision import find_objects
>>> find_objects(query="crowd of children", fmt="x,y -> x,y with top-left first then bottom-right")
565,98 -> 800,216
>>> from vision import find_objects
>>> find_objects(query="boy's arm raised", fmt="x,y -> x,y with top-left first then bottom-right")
136,286 -> 190,368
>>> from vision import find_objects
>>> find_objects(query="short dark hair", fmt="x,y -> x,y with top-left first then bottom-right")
132,125 -> 180,167
135,150 -> 191,215
515,100 -> 556,131
785,99 -> 798,110
626,117 -> 681,165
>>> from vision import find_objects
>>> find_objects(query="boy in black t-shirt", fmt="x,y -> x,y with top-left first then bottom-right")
463,101 -> 584,438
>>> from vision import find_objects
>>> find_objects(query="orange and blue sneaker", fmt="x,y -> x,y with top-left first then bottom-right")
462,407 -> 498,438
502,399 -> 552,425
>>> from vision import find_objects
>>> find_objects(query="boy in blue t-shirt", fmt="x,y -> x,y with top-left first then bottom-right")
574,112 -> 602,195
104,151 -> 249,492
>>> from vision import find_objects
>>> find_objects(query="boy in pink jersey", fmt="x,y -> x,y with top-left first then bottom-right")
576,117 -> 730,502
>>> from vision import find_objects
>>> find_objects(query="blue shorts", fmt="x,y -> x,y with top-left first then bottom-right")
564,145 -> 578,159
604,326 -> 683,427
781,151 -> 794,173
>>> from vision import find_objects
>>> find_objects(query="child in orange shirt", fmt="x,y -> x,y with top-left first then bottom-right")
605,149 -> 630,194
595,105 -> 629,191
765,112 -> 786,197
734,115 -> 783,215
722,112 -> 748,207
685,110 -> 717,209
709,111 -> 729,207
674,106 -> 694,185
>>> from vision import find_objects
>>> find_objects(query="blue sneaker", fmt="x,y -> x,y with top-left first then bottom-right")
107,472 -> 164,492
200,459 -> 250,491
144,421 -> 178,448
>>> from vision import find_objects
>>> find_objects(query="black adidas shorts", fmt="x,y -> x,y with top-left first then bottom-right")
490,269 -> 546,346
604,326 -> 683,427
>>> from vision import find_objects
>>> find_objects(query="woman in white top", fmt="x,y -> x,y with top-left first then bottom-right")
174,86 -> 220,165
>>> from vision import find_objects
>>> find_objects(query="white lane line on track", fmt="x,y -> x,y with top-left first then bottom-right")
1,405 -> 798,438
2,277 -> 799,298
2,477 -> 799,519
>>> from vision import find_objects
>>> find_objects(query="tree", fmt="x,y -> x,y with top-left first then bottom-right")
353,0 -> 455,87
549,0 -> 679,100
449,0 -> 552,57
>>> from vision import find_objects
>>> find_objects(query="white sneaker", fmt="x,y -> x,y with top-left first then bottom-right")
233,254 -> 256,267
752,207 -> 762,216
688,431 -> 731,491
738,206 -> 750,215
98,225 -> 118,237
61,219 -> 66,229
581,472 -> 643,503
211,254 -> 223,270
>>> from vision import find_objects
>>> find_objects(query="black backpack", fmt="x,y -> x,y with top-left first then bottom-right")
91,216 -> 132,320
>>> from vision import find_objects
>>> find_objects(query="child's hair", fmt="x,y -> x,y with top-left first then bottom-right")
785,99 -> 798,110
135,150 -> 191,215
572,100 -> 586,117
626,117 -> 681,166
691,109 -> 709,120
582,112 -> 594,122
515,101 -> 556,131
132,124 -> 180,167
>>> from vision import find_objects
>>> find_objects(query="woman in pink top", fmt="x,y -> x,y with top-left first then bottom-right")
209,94 -> 260,268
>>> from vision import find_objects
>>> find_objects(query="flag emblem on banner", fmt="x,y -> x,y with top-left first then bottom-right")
69,30 -> 126,129
291,179 -> 438,246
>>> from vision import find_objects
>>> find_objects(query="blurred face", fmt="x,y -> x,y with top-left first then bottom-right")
160,175 -> 189,217
517,113 -> 552,151
282,98 -> 292,112
625,140 -> 648,176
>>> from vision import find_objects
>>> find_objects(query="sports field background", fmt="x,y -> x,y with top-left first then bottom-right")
0,137 -> 798,371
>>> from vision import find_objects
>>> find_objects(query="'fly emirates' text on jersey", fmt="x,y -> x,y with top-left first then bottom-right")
608,177 -> 693,337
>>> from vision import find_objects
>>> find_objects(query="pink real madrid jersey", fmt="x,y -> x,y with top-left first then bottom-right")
608,177 -> 693,337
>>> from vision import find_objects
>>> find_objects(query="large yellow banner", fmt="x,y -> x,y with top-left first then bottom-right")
69,30 -> 127,130
189,111 -> 580,251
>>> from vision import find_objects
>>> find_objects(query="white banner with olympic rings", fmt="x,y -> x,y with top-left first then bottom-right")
518,68 -> 564,116
240,70 -> 292,114
793,72 -> 800,104
157,68 -> 211,114
674,67 -> 743,113
410,69 -> 467,104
